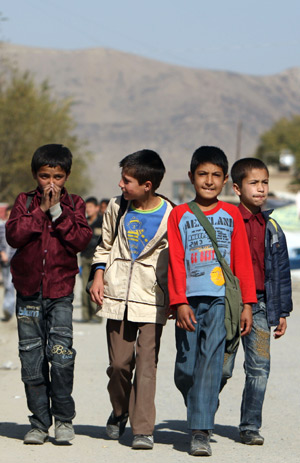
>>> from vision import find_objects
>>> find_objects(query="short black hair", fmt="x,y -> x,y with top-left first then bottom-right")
31,144 -> 73,175
99,198 -> 109,206
85,196 -> 98,206
119,149 -> 165,191
190,146 -> 228,176
231,158 -> 269,187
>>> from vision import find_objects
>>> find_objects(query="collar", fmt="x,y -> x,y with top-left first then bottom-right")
238,203 -> 265,226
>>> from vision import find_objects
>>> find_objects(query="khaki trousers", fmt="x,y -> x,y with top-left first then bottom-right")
106,316 -> 163,435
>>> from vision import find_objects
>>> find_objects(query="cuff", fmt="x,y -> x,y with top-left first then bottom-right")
49,203 -> 63,221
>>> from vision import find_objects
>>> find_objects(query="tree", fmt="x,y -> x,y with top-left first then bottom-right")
0,70 -> 91,202
255,115 -> 300,179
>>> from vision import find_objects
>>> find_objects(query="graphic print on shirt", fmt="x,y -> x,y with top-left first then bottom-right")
126,216 -> 148,256
124,200 -> 167,260
179,209 -> 234,297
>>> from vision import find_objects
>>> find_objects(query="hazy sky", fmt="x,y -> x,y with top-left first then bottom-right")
1,0 -> 300,75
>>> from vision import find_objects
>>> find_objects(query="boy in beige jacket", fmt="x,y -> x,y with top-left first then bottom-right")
90,149 -> 173,450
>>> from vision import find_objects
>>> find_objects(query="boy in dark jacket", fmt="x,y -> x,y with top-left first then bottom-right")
221,158 -> 292,445
6,144 -> 92,444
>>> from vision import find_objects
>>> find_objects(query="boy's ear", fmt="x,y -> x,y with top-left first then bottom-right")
232,182 -> 242,197
144,180 -> 152,192
223,173 -> 229,185
32,170 -> 37,180
188,171 -> 194,184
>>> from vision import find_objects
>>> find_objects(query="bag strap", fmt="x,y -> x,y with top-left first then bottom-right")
188,201 -> 224,264
113,194 -> 128,242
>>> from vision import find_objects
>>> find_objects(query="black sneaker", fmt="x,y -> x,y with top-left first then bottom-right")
106,411 -> 128,439
240,430 -> 264,445
190,431 -> 212,456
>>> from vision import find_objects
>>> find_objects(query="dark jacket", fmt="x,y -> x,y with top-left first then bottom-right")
81,215 -> 103,259
6,188 -> 92,298
263,210 -> 293,326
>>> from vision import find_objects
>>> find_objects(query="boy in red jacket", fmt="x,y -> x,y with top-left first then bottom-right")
6,144 -> 92,444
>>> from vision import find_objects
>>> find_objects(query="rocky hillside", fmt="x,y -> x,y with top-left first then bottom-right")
3,43 -> 300,199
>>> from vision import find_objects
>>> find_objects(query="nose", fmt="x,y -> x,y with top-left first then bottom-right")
119,179 -> 124,189
205,174 -> 213,185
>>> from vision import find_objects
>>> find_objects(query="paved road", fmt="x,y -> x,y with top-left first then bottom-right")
0,274 -> 300,462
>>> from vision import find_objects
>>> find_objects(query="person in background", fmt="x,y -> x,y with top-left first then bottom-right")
99,198 -> 109,216
80,196 -> 103,322
0,205 -> 16,321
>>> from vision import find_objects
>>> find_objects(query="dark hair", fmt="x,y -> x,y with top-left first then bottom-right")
85,196 -> 98,206
31,144 -> 73,175
119,149 -> 165,191
231,158 -> 269,187
190,146 -> 228,176
99,198 -> 109,206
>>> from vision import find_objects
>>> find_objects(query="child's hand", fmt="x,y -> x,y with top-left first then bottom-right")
90,269 -> 105,306
176,304 -> 197,332
240,303 -> 253,336
273,317 -> 287,339
40,183 -> 61,212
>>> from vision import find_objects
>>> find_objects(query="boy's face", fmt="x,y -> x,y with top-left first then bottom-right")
233,168 -> 269,213
33,165 -> 69,192
119,169 -> 151,201
85,202 -> 99,220
189,162 -> 228,206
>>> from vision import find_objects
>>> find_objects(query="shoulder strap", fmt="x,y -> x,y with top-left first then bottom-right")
188,201 -> 224,263
25,193 -> 36,212
113,195 -> 128,242
68,193 -> 75,211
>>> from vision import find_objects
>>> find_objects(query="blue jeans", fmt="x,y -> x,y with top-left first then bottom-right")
221,294 -> 270,431
174,296 -> 226,431
16,292 -> 76,431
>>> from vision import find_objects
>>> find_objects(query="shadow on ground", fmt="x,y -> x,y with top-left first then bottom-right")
0,420 -> 240,448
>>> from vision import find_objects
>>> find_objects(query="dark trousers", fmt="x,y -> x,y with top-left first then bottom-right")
16,292 -> 76,431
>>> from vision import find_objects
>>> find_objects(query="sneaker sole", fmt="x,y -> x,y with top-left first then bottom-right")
190,448 -> 212,456
24,436 -> 49,445
132,443 -> 153,450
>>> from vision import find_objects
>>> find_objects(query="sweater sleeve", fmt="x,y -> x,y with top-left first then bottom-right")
230,206 -> 257,304
167,207 -> 189,308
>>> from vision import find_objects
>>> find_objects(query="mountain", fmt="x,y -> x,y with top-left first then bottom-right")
3,43 -> 300,199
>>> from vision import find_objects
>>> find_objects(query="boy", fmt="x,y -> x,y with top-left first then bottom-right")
221,158 -> 292,445
90,149 -> 173,450
80,196 -> 102,322
167,146 -> 257,456
6,144 -> 92,444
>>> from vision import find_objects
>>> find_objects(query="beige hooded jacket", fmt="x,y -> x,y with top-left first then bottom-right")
92,195 -> 173,324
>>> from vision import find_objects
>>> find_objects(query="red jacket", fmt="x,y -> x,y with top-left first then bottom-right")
6,188 -> 92,298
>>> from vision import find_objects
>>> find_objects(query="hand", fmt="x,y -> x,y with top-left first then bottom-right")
89,269 -> 104,306
176,304 -> 197,331
240,303 -> 253,336
273,317 -> 287,339
0,251 -> 8,264
40,183 -> 62,212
